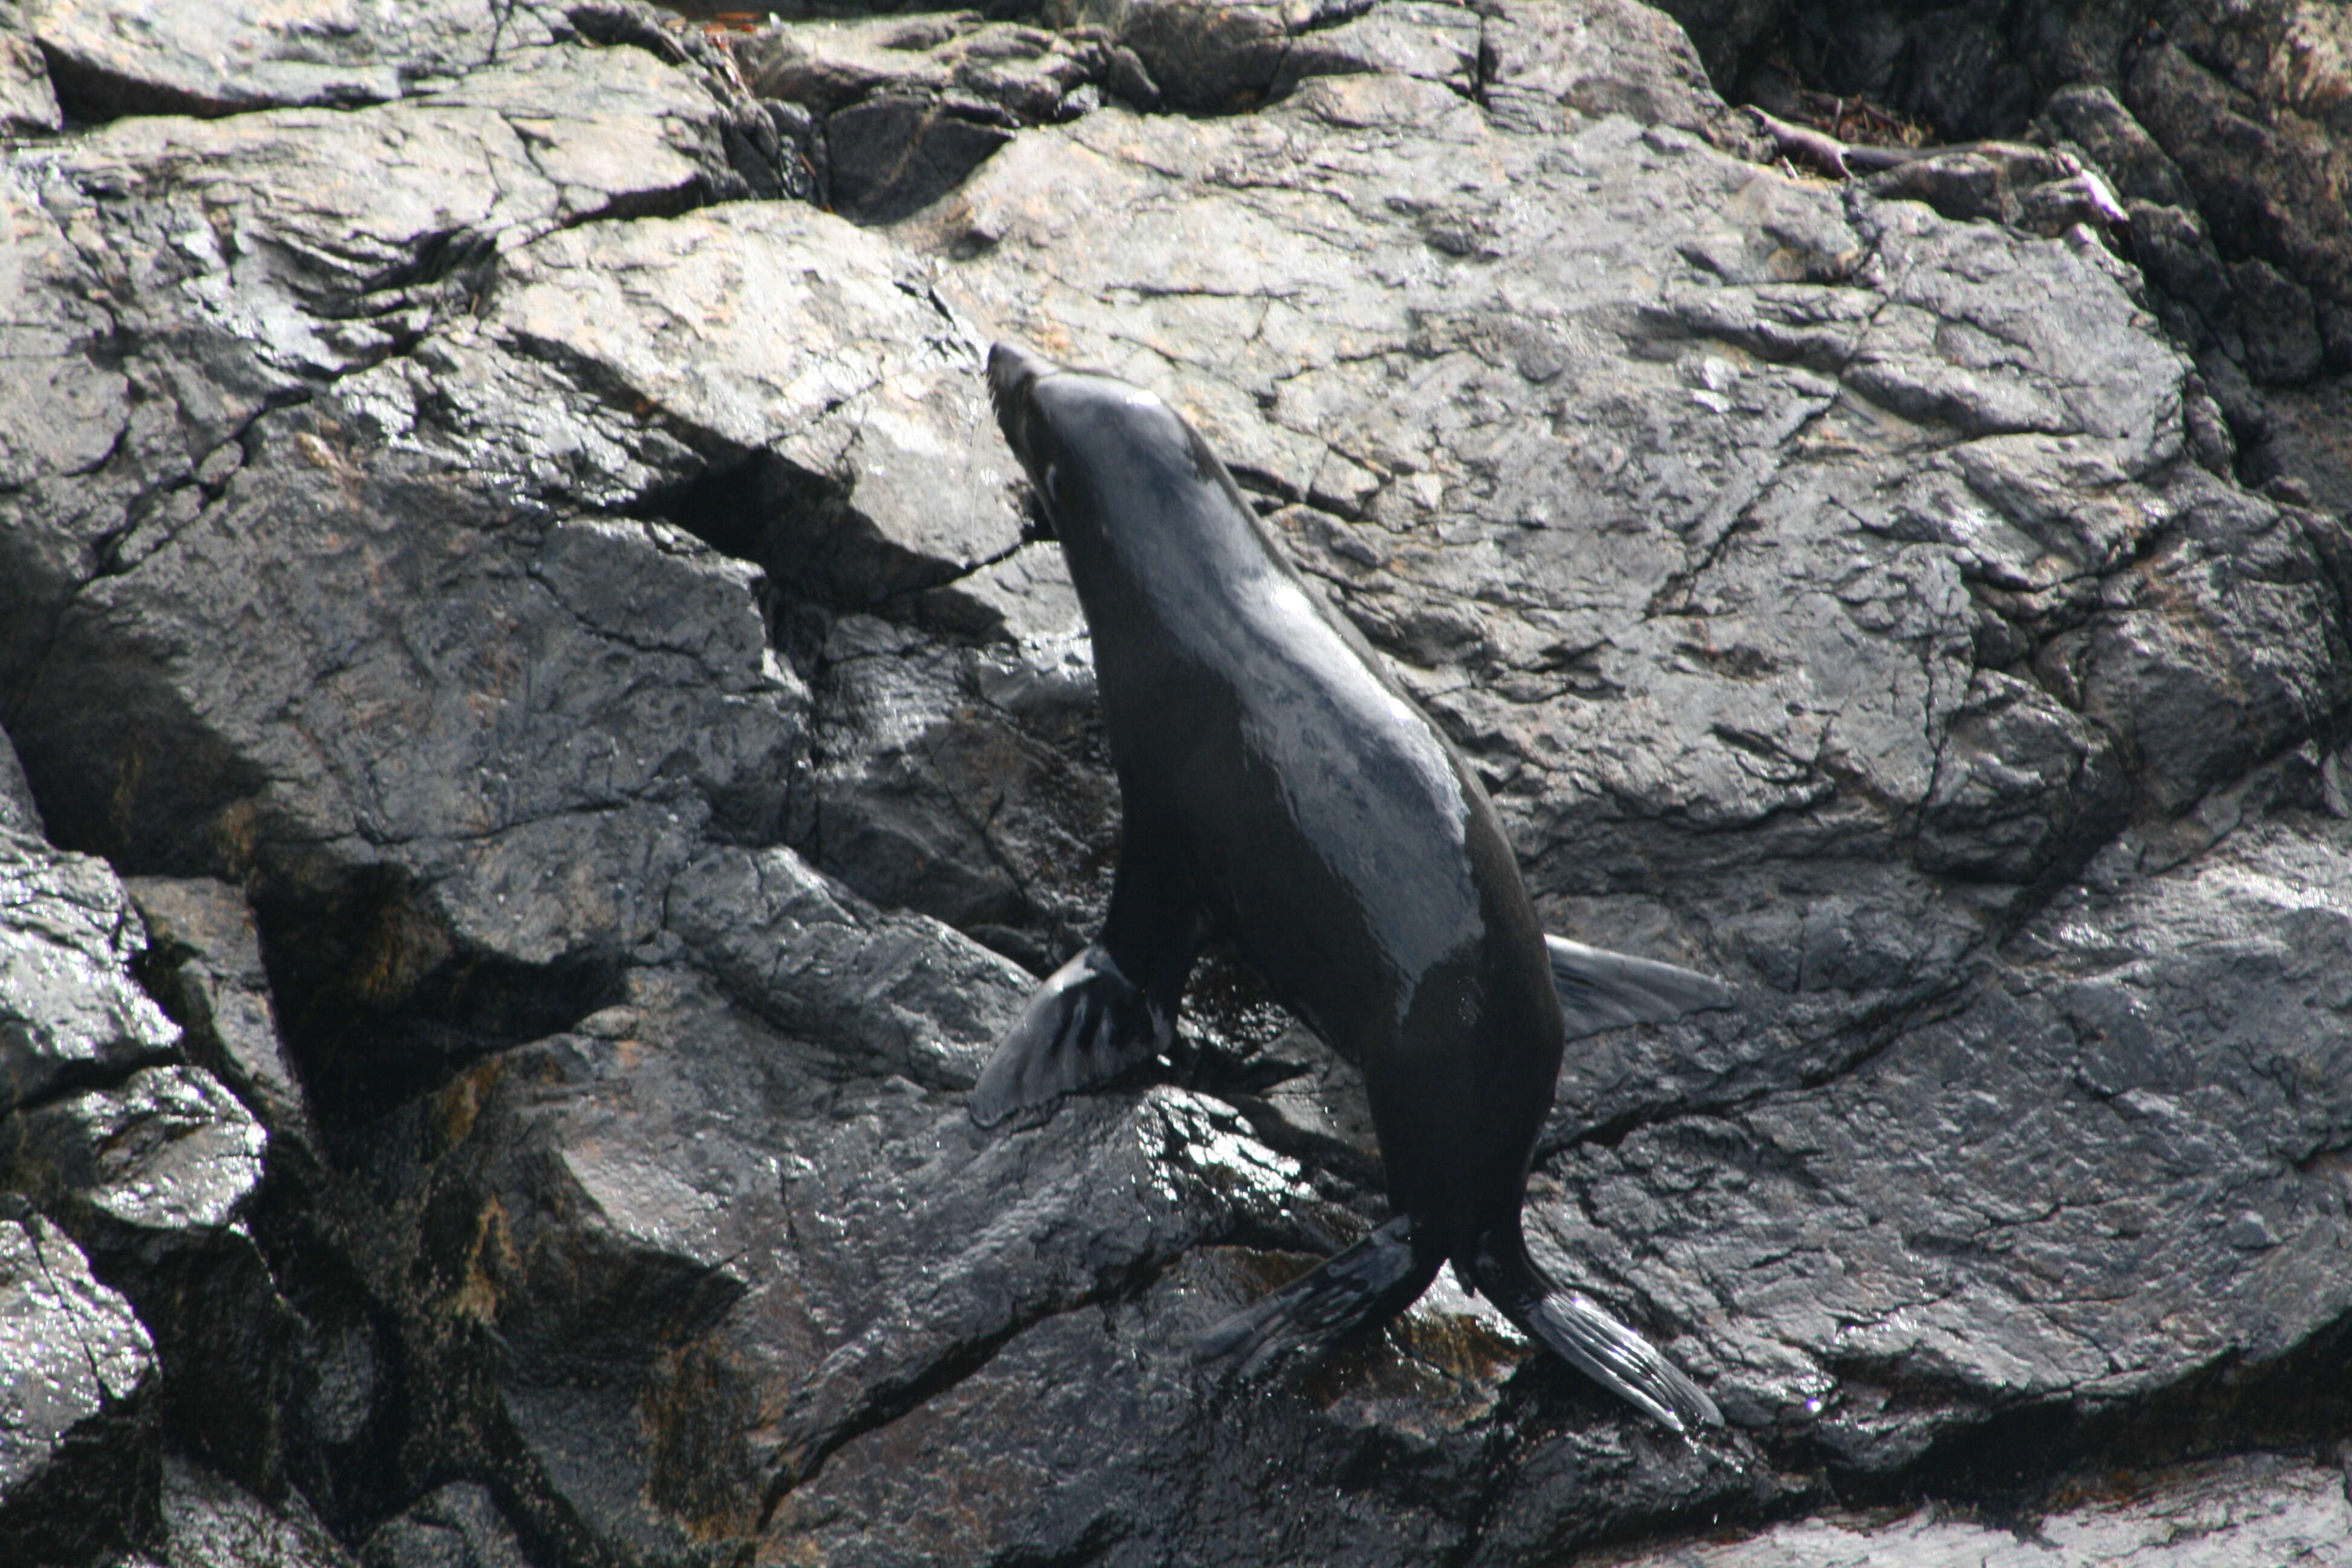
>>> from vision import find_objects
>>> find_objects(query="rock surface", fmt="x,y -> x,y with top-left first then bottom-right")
25,0 -> 569,119
0,1207 -> 154,1564
1665,0 -> 2352,514
0,825 -> 177,1112
1609,1451 -> 2352,1566
3,0 -> 2352,1564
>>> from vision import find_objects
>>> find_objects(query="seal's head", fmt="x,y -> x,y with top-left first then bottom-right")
987,340 -> 1060,479
987,339 -> 1210,544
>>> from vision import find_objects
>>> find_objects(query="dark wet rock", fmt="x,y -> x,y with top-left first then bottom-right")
0,1062 -> 302,1497
361,1481 -> 528,1568
0,30 -> 59,134
1915,670 -> 2126,884
153,1455 -> 356,1568
0,828 -> 178,1113
1046,0 -> 1295,113
2037,82 -> 2197,213
826,95 -> 1016,223
26,0 -> 566,119
1645,0 -> 1788,93
793,612 -> 1117,958
2125,33 -> 2352,341
4,1062 -> 266,1236
125,876 -> 318,1151
2244,377 -> 2352,515
2232,255 -> 2325,385
0,725 -> 42,837
0,1207 -> 156,1564
897,42 -> 2352,1519
662,843 -> 1030,1087
1557,809 -> 2352,1464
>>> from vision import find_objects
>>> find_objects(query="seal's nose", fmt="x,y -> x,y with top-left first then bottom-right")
987,341 -> 1056,419
987,340 -> 1059,470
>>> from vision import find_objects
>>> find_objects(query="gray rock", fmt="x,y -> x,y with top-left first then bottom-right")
1607,1452 -> 2352,1566
0,158 -> 131,506
40,41 -> 741,381
1483,0 -> 1739,140
0,1209 -> 155,1564
1271,1 -> 1483,100
0,827 -> 178,1114
0,30 -> 59,134
1720,1 -> 2352,507
348,199 -> 1022,584
27,0 -> 564,119
739,12 -> 1109,122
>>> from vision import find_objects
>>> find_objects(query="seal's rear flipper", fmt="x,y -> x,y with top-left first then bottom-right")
1194,1217 -> 1436,1378
1545,934 -> 1737,1041
1472,1228 -> 1722,1434
969,944 -> 1171,1127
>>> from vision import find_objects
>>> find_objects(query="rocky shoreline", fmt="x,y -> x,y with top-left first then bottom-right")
5,1 -> 2352,1564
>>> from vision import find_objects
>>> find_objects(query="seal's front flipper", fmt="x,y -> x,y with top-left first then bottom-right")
1546,934 -> 1737,1041
971,831 -> 1203,1128
969,945 -> 1171,1127
1472,1227 -> 1721,1434
1193,1217 -> 1437,1378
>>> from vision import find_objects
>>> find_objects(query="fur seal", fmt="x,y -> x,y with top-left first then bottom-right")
972,342 -> 1731,1433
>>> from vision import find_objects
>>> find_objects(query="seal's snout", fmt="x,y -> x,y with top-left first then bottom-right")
987,340 -> 1058,468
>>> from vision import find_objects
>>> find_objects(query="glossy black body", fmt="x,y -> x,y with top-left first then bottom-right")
988,344 -> 1566,1277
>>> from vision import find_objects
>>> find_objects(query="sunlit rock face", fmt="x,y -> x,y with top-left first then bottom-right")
4,1 -> 2352,1563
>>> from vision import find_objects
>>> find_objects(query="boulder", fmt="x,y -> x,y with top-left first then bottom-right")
25,0 -> 567,119
0,826 -> 177,1114
0,1207 -> 156,1564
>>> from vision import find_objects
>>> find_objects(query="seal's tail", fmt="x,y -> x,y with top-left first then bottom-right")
1193,1217 -> 1437,1377
1470,1226 -> 1722,1435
